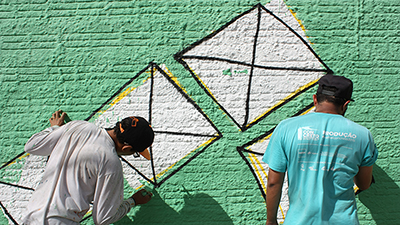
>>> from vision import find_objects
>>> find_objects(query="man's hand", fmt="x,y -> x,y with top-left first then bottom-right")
131,189 -> 153,205
49,110 -> 67,127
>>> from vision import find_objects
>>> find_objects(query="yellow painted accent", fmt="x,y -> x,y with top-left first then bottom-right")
156,136 -> 218,179
96,74 -> 152,116
302,105 -> 315,115
288,8 -> 307,34
1,153 -> 30,168
284,0 -> 311,42
249,153 -> 267,190
182,59 -> 219,100
249,152 -> 286,219
286,4 -> 315,46
163,65 -> 190,94
247,78 -> 319,128
248,105 -> 317,220
115,76 -> 152,107
249,133 -> 273,147
111,87 -> 135,105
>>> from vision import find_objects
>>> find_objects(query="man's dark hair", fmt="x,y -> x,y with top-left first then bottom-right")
111,117 -> 154,153
105,126 -> 125,144
113,121 -> 128,144
316,93 -> 347,107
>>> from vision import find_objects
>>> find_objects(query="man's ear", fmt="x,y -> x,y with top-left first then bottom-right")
341,100 -> 351,115
313,94 -> 318,106
343,100 -> 351,109
121,145 -> 133,153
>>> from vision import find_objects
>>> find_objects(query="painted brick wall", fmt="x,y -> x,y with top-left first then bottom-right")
286,1 -> 400,224
1,0 -> 399,224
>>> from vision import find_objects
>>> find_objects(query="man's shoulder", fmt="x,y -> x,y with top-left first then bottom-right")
66,120 -> 102,131
337,116 -> 371,135
278,113 -> 316,126
68,120 -> 93,126
66,120 -> 113,148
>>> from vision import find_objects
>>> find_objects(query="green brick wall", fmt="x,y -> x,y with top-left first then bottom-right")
286,1 -> 400,224
1,0 -> 399,224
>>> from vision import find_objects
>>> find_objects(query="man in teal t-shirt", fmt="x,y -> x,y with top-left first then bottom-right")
263,74 -> 378,225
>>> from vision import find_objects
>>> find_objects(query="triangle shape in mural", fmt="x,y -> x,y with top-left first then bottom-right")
90,63 -> 221,188
0,153 -> 42,223
236,105 -> 316,224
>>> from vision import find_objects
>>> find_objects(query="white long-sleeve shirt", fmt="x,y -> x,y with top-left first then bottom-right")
23,120 -> 135,225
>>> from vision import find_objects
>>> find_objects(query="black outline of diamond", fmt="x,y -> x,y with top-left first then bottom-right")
236,103 -> 314,200
0,62 -> 222,224
174,3 -> 333,132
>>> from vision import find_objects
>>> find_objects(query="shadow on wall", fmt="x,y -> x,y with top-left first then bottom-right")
116,191 -> 234,225
358,164 -> 400,224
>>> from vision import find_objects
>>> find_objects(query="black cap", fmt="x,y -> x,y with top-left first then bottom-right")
119,116 -> 154,153
317,74 -> 354,101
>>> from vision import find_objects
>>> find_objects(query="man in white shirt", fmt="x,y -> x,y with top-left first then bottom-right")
23,110 -> 154,225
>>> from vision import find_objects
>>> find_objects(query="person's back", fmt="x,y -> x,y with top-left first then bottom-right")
24,120 -> 123,224
264,74 -> 378,225
265,112 -> 377,224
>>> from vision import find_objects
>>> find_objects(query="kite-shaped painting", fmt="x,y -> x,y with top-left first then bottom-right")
0,63 -> 222,223
174,1 -> 331,131
174,0 -> 332,222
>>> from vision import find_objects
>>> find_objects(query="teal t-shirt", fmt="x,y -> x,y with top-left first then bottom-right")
263,112 -> 378,225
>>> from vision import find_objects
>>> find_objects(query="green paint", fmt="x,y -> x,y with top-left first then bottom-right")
0,210 -> 7,225
88,71 -> 151,122
285,1 -> 400,224
223,69 -> 248,76
1,0 -> 263,223
0,155 -> 24,184
1,0 -> 399,224
235,69 -> 248,74
223,68 -> 232,76
64,114 -> 72,123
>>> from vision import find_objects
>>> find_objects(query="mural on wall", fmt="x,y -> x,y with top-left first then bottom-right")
0,62 -> 222,223
90,62 -> 222,189
0,0 -> 335,224
174,2 -> 331,131
173,1 -> 332,223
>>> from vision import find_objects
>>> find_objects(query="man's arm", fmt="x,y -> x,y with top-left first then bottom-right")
105,189 -> 153,224
266,169 -> 285,225
93,167 -> 153,225
354,165 -> 373,191
25,110 -> 67,156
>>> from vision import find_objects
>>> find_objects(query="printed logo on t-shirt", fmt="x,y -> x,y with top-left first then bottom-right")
322,130 -> 357,141
298,127 -> 319,141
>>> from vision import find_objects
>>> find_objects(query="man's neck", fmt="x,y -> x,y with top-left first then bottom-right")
315,109 -> 342,115
314,103 -> 344,116
107,130 -> 119,147
107,129 -> 125,153
312,95 -> 347,116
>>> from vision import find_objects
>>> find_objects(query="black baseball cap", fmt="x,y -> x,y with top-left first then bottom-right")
119,116 -> 154,160
317,74 -> 354,101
